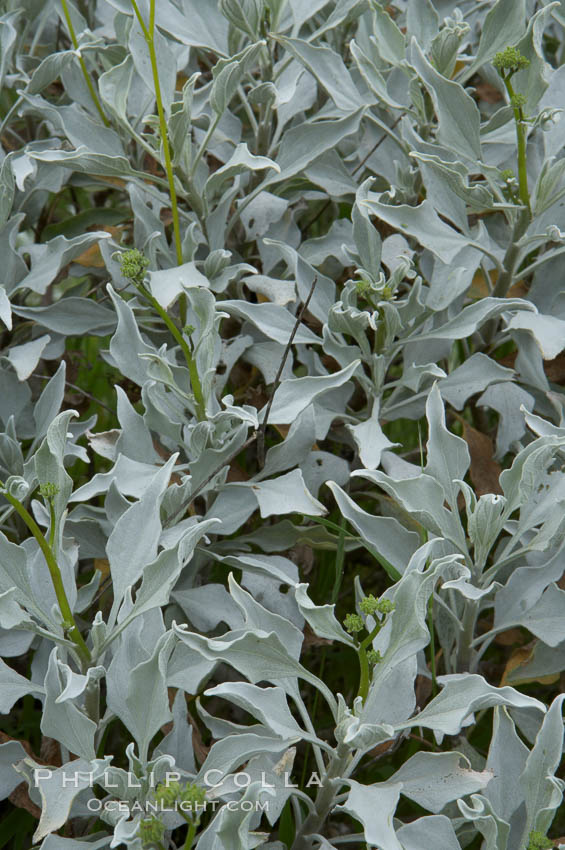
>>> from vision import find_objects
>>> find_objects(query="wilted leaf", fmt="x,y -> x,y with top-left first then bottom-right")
462,422 -> 503,497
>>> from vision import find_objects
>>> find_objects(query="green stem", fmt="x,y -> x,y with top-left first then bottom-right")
357,622 -> 380,704
300,520 -> 346,791
428,594 -> 438,697
331,516 -> 347,604
0,484 -> 91,667
303,514 -> 357,539
130,0 -> 183,267
133,280 -> 206,420
183,820 -> 197,850
47,498 -> 57,551
502,74 -> 531,216
60,0 -> 109,127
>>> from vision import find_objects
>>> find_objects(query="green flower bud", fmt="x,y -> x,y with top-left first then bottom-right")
359,595 -> 379,616
493,46 -> 530,73
344,613 -> 364,634
39,482 -> 60,501
355,278 -> 371,297
366,648 -> 382,665
154,780 -> 182,806
119,249 -> 149,284
154,780 -> 207,813
376,598 -> 395,615
181,782 -> 207,809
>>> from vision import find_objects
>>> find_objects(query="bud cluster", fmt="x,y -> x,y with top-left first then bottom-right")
119,249 -> 150,285
39,482 -> 60,501
343,595 -> 396,667
154,780 -> 207,810
493,46 -> 530,73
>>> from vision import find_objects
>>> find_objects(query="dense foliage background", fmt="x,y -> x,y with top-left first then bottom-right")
1,0 -> 565,848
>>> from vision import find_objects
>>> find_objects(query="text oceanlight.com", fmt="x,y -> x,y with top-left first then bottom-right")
86,799 -> 270,814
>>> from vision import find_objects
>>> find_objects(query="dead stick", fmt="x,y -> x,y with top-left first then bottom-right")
166,432 -> 259,528
257,275 -> 318,468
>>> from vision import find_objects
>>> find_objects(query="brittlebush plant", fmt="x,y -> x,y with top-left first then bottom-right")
0,2 -> 564,849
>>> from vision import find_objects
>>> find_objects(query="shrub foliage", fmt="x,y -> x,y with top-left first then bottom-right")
0,1 -> 565,848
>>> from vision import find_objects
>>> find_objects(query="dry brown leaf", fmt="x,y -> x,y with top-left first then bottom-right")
40,736 -> 63,766
494,628 -> 523,646
94,558 -> 110,578
290,543 -> 315,575
500,645 -> 534,686
99,176 -> 127,188
544,352 -> 565,384
302,624 -> 333,648
9,781 -> 42,819
469,268 -> 527,299
0,730 -> 34,756
73,242 -> 106,268
496,351 -> 517,370
462,422 -> 503,496
468,268 -> 496,299
187,708 -> 210,766
415,673 -> 433,708
500,642 -> 560,687
496,350 -> 565,385
368,739 -> 396,759
0,732 -> 61,818
74,226 -> 125,268
507,280 -> 529,298
226,462 -> 249,483
474,81 -> 504,103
